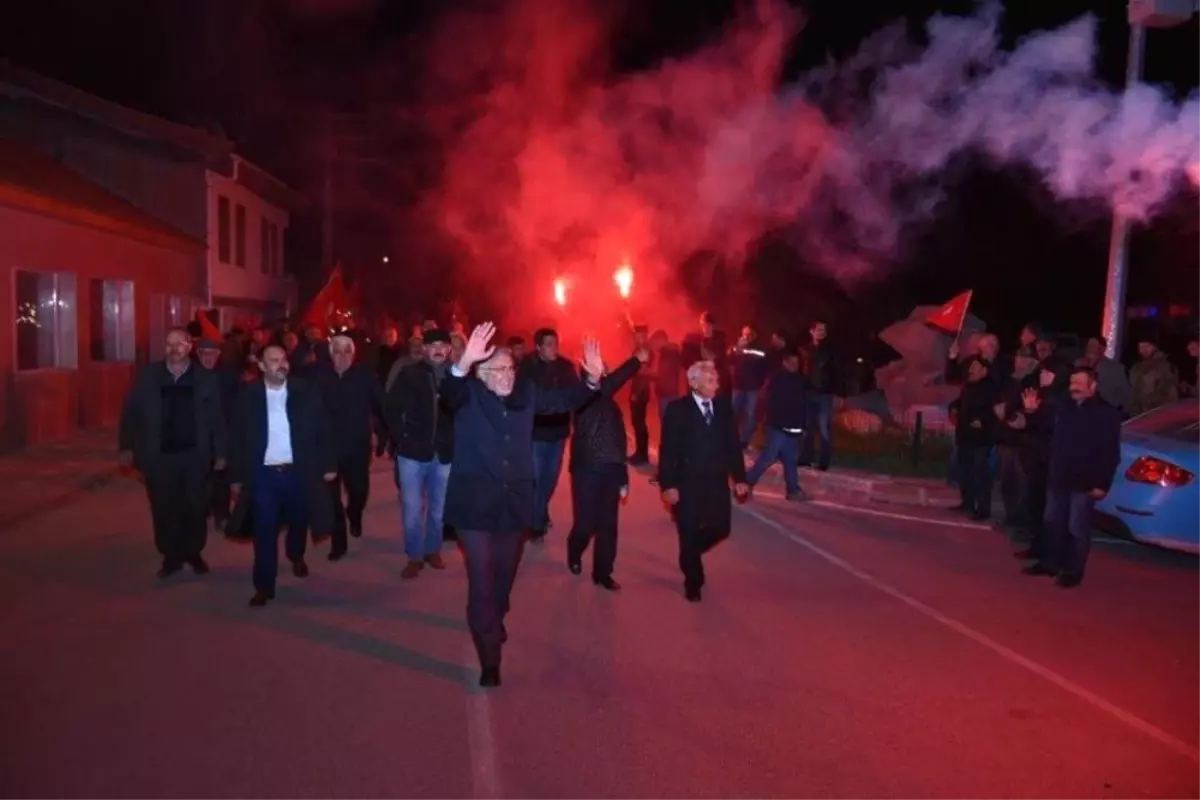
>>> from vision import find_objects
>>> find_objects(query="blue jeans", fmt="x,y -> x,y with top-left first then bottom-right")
251,464 -> 309,593
1042,489 -> 1096,579
531,439 -> 565,533
732,389 -> 759,446
747,427 -> 801,494
799,394 -> 834,469
397,457 -> 451,560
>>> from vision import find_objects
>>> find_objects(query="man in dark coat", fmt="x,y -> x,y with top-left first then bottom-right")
119,328 -> 228,578
800,320 -> 838,470
659,359 -> 749,603
1016,365 -> 1122,587
566,351 -> 646,590
315,334 -> 387,561
746,347 -> 808,501
384,328 -> 457,578
195,337 -> 240,531
518,327 -> 581,542
443,323 -> 603,688
626,325 -> 653,466
953,357 -> 1000,521
231,344 -> 337,607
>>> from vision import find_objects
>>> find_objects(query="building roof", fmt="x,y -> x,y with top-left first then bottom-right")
0,61 -> 233,158
0,137 -> 206,253
234,156 -> 309,214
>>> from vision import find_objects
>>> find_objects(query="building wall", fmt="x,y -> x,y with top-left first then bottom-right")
0,98 -> 210,241
206,169 -> 296,321
0,204 -> 203,450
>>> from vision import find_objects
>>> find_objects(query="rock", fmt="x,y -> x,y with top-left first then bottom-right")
873,305 -> 989,414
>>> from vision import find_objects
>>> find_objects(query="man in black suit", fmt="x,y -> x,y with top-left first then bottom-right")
119,328 -> 228,579
230,344 -> 338,607
658,359 -> 749,602
442,323 -> 603,688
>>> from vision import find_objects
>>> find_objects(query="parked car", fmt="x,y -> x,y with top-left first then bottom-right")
1094,400 -> 1199,553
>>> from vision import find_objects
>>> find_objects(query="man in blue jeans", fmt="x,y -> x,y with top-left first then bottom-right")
746,348 -> 808,500
384,328 -> 457,579
1018,365 -> 1121,588
800,320 -> 837,470
731,325 -> 770,448
519,328 -> 580,543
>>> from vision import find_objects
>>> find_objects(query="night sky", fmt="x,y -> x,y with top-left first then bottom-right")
2,0 -> 1197,359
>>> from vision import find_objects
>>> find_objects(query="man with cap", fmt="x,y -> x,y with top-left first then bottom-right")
195,337 -> 240,531
1128,332 -> 1178,416
385,326 -> 457,578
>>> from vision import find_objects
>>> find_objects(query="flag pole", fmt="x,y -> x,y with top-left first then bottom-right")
955,290 -> 974,341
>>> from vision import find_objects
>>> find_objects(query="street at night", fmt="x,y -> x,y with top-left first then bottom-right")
1,463 -> 1196,798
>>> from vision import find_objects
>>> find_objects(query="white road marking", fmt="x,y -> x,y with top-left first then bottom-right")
465,650 -> 503,798
752,488 -> 994,530
737,503 -> 1200,763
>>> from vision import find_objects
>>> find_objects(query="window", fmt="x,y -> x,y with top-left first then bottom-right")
89,280 -> 136,362
260,217 -> 270,274
14,270 -> 77,371
234,204 -> 246,267
1125,402 -> 1200,443
272,223 -> 283,275
217,195 -> 231,263
259,218 -> 282,276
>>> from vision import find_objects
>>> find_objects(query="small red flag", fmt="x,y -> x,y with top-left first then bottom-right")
193,309 -> 222,342
926,291 -> 973,333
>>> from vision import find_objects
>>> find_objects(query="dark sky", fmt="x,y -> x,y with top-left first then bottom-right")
2,0 -> 1197,355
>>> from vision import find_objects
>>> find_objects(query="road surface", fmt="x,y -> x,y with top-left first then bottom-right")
0,464 -> 1196,798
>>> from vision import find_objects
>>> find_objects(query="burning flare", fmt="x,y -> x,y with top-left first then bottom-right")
614,263 -> 633,299
553,277 -> 568,307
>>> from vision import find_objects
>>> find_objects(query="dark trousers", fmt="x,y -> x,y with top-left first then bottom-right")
1041,489 -> 1096,579
799,393 -> 834,469
676,523 -> 725,592
629,391 -> 650,461
531,439 -> 566,532
251,464 -> 309,593
996,445 -> 1027,525
566,465 -> 624,579
329,452 -> 371,555
957,443 -> 994,517
209,469 -> 231,524
1023,461 -> 1049,555
144,452 -> 209,566
460,529 -> 525,668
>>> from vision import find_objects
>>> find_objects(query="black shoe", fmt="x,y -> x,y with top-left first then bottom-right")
328,549 -> 347,562
593,576 -> 621,592
948,503 -> 968,513
1013,548 -> 1035,560
785,491 -> 808,503
157,561 -> 183,579
685,586 -> 702,602
350,522 -> 363,538
479,666 -> 501,688
567,558 -> 582,575
1055,574 -> 1082,588
970,511 -> 991,522
248,590 -> 272,607
291,559 -> 309,578
1022,563 -> 1056,576
186,556 -> 210,575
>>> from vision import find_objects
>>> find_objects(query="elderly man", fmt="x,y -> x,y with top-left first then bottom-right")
316,334 -> 387,560
119,328 -> 228,578
659,360 -> 749,602
443,322 -> 603,687
231,345 -> 337,607
385,328 -> 456,578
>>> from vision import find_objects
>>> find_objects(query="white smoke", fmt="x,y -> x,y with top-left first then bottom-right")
699,6 -> 1199,278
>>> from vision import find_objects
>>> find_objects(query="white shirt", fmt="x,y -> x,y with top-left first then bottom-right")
264,383 -> 294,465
692,392 -> 714,421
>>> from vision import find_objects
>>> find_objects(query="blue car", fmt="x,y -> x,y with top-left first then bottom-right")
1094,400 -> 1200,553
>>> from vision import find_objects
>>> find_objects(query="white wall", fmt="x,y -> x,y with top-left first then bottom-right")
205,165 -> 295,312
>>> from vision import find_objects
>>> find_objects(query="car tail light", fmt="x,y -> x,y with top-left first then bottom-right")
1125,456 -> 1195,488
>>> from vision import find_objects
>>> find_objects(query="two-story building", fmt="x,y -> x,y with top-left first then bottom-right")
0,62 -> 303,448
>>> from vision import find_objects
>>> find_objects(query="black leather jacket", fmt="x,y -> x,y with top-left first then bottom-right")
569,357 -> 642,471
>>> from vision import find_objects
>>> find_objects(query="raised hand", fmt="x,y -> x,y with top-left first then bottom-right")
1021,387 -> 1042,413
580,336 -> 603,383
459,322 -> 496,369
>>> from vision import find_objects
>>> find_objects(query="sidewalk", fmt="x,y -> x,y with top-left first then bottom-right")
0,427 -> 122,528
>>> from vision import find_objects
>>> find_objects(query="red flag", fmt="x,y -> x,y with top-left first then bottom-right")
193,309 -> 222,342
926,291 -> 973,333
302,263 -> 348,329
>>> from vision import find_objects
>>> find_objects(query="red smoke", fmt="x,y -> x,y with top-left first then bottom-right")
417,0 -> 836,344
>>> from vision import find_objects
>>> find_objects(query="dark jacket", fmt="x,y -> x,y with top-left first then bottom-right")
763,369 -> 808,432
375,343 -> 402,387
955,375 -> 1000,446
682,331 -> 732,396
570,357 -> 641,472
520,354 -> 580,442
441,370 -> 598,533
655,343 -> 684,399
229,377 -> 337,534
804,341 -> 837,394
119,361 -> 227,471
1011,361 -> 1071,469
315,363 -> 386,461
384,359 -> 455,464
1042,396 -> 1123,493
733,344 -> 771,392
659,394 -> 747,537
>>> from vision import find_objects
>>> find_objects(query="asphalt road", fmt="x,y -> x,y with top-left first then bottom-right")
0,465 -> 1196,798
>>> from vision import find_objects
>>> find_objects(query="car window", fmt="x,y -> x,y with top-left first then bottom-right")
1125,403 -> 1200,443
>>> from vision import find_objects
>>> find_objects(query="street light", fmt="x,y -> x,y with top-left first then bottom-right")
382,256 -> 389,264
1102,0 -> 1198,360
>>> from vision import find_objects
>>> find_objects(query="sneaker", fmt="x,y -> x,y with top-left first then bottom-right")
401,560 -> 424,579
425,553 -> 446,570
